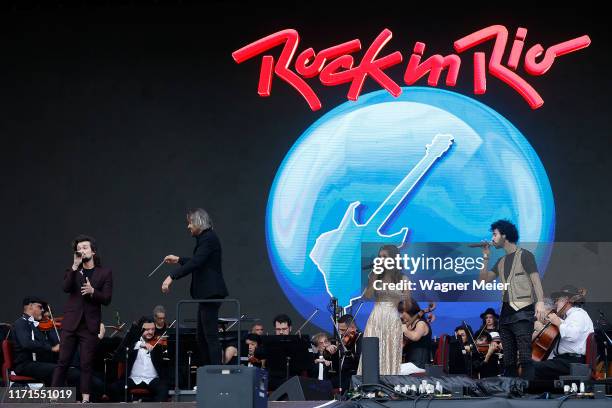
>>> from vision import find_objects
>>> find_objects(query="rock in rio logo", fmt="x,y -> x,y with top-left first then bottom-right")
232,26 -> 586,333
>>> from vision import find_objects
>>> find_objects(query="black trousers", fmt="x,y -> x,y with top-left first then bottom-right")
52,318 -> 98,394
533,354 -> 584,380
499,319 -> 533,378
15,362 -> 104,400
197,301 -> 222,365
110,377 -> 169,402
14,362 -> 79,386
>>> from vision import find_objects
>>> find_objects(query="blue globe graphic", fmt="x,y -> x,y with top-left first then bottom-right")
266,87 -> 555,335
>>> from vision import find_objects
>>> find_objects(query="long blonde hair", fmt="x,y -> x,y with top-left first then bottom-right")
364,245 -> 403,299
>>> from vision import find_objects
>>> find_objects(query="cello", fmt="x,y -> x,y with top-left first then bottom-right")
532,288 -> 586,361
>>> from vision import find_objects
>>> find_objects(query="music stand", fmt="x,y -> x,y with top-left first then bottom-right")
260,335 -> 311,386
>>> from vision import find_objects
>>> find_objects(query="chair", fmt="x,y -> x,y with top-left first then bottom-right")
585,332 -> 597,379
116,360 -> 152,401
1,339 -> 37,387
433,334 -> 451,373
559,332 -> 599,382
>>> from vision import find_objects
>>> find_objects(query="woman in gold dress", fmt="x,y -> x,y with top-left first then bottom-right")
358,245 -> 410,375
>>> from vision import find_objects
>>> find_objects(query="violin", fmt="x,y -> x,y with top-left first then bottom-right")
38,315 -> 63,332
147,334 -> 168,347
342,329 -> 359,347
476,342 -> 491,354
402,302 -> 436,347
404,302 -> 436,330
146,320 -> 175,353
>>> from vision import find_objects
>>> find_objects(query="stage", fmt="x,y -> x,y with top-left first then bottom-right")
3,398 -> 611,408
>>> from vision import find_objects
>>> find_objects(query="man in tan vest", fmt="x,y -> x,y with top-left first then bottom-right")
479,220 -> 546,378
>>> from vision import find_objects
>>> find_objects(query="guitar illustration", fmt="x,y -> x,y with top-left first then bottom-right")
309,134 -> 454,306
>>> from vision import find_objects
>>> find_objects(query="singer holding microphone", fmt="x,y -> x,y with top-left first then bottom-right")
52,235 -> 113,403
477,220 -> 545,379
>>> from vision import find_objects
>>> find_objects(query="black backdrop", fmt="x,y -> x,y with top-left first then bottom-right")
0,3 -> 610,333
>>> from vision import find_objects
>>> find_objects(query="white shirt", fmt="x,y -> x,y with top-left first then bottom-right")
129,340 -> 159,384
550,307 -> 594,358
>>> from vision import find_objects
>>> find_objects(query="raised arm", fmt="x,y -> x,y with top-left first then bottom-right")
479,244 -> 496,283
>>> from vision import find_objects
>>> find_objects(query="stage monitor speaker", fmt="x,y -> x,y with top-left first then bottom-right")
362,337 -> 380,385
196,365 -> 267,408
268,376 -> 333,401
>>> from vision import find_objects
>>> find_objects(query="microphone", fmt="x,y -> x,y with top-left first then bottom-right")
361,263 -> 374,270
468,242 -> 492,248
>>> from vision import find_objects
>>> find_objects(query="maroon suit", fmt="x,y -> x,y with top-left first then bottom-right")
52,266 -> 113,394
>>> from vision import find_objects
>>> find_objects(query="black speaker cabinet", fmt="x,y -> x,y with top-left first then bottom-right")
362,337 -> 380,385
196,365 -> 268,408
269,376 -> 333,401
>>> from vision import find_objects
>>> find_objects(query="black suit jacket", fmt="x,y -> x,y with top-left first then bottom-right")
12,315 -> 60,368
171,229 -> 228,299
61,266 -> 113,334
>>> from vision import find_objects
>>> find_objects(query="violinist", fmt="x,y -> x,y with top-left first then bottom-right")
448,324 -> 473,375
398,301 -> 432,369
473,331 -> 503,378
310,333 -> 335,380
245,333 -> 265,368
475,308 -> 499,337
223,322 -> 266,365
531,285 -> 594,380
337,314 -> 362,392
152,305 -> 168,337
12,297 -> 63,385
110,317 -> 169,402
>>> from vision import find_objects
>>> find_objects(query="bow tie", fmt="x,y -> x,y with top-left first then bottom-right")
28,316 -> 40,328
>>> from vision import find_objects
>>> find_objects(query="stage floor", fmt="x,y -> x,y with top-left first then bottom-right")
3,399 -> 612,408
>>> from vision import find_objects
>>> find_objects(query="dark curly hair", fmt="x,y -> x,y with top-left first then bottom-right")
490,219 -> 519,243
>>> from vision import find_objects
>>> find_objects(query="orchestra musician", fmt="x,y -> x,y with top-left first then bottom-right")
250,322 -> 264,335
310,333 -> 336,380
479,220 -> 546,379
448,324 -> 474,375
398,301 -> 432,369
52,235 -> 113,403
110,317 -> 169,402
12,297 -> 62,385
223,322 -> 266,365
476,307 -> 499,337
152,305 -> 168,337
273,314 -> 292,335
336,314 -> 362,392
531,285 -> 594,380
244,333 -> 265,368
473,331 -> 503,378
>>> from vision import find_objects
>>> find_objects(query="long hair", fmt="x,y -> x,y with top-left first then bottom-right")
72,234 -> 101,267
187,208 -> 213,231
364,244 -> 403,299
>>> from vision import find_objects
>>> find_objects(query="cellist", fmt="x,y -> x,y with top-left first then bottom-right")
531,285 -> 593,380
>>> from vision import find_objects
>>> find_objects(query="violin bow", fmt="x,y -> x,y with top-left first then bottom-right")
147,319 -> 176,353
47,304 -> 62,344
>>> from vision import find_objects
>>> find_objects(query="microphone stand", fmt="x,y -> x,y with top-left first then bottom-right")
463,321 -> 478,378
329,316 -> 348,398
332,301 -> 364,398
124,346 -> 129,403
